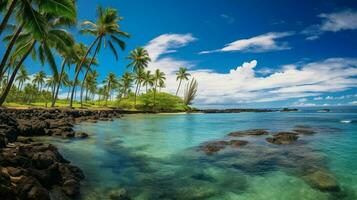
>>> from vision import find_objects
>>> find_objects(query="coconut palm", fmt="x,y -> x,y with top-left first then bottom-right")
0,6 -> 76,106
0,0 -> 76,81
84,70 -> 98,102
15,66 -> 29,90
32,71 -> 46,91
153,69 -> 165,109
142,70 -> 154,93
51,45 -> 78,107
175,67 -> 190,95
133,68 -> 145,106
120,72 -> 132,98
69,6 -> 129,108
103,72 -> 118,105
126,47 -> 151,72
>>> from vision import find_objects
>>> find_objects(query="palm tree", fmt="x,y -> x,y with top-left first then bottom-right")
69,6 -> 129,108
79,57 -> 98,107
153,69 -> 165,110
175,67 -> 190,95
0,0 -> 76,80
84,70 -> 98,102
0,3 -> 76,106
15,66 -> 29,90
143,70 -> 154,93
32,71 -> 46,91
133,68 -> 145,106
103,72 -> 118,105
45,76 -> 56,106
126,47 -> 151,72
51,44 -> 77,107
120,72 -> 132,98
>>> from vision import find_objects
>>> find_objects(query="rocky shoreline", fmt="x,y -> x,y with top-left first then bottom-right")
0,108 -> 125,199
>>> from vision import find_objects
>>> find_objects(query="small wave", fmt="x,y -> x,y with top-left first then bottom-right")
340,120 -> 352,124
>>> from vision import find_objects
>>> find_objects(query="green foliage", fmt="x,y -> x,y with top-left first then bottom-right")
183,78 -> 198,105
138,92 -> 189,111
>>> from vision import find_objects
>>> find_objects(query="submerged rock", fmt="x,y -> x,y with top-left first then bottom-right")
303,169 -> 340,192
108,188 -> 131,200
228,129 -> 269,137
200,140 -> 248,154
266,132 -> 299,145
293,125 -> 317,135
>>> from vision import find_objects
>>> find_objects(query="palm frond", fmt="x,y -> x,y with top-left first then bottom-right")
183,78 -> 198,105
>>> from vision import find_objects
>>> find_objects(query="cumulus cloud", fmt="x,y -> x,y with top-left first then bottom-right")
303,10 -> 357,40
144,33 -> 357,106
199,32 -> 293,54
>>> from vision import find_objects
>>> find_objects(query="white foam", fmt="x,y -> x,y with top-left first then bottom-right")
340,120 -> 351,123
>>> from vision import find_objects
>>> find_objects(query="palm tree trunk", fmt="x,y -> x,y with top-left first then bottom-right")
0,0 -> 18,36
69,36 -> 100,108
153,80 -> 158,110
85,88 -> 89,102
176,79 -> 182,96
0,23 -> 24,79
0,41 -> 35,106
134,82 -> 139,107
51,59 -> 66,107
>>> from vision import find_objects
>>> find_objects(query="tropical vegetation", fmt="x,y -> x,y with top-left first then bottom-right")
0,0 -> 197,112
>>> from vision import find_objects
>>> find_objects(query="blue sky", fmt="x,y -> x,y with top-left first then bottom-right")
6,0 -> 357,108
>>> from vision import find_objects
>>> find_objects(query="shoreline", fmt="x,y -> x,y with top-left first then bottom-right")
0,106 -> 297,199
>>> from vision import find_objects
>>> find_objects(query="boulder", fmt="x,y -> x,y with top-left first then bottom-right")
200,141 -> 228,154
228,129 -> 268,137
266,132 -> 298,145
16,176 -> 50,200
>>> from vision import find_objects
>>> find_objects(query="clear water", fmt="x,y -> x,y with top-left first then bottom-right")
46,107 -> 357,200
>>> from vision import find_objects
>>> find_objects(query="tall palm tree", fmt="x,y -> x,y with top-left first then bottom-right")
103,72 -> 118,105
69,6 -> 129,108
0,4 -> 76,106
143,70 -> 154,93
32,71 -> 46,91
51,44 -> 77,107
126,47 -> 151,72
153,69 -> 165,110
79,57 -> 98,107
133,68 -> 145,106
120,72 -> 132,98
15,66 -> 29,90
0,0 -> 76,80
84,70 -> 98,102
175,67 -> 190,95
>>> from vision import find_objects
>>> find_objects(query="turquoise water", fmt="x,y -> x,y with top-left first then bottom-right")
47,108 -> 357,199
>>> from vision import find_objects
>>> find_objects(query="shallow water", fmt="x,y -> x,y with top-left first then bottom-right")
47,107 -> 357,200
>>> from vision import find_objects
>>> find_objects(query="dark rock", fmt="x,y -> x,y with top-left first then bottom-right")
228,140 -> 249,147
266,132 -> 299,144
0,184 -> 16,200
228,129 -> 268,137
75,132 -> 88,138
16,176 -> 50,200
62,179 -> 80,197
200,141 -> 228,154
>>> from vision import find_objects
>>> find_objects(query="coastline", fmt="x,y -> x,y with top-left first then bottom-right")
0,106 -> 298,199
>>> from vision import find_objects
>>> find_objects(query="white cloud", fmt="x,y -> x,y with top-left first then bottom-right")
319,10 -> 357,32
350,101 -> 357,105
144,34 -> 357,105
314,97 -> 323,100
298,98 -> 308,102
145,33 -> 196,61
303,10 -> 357,40
199,32 -> 293,54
